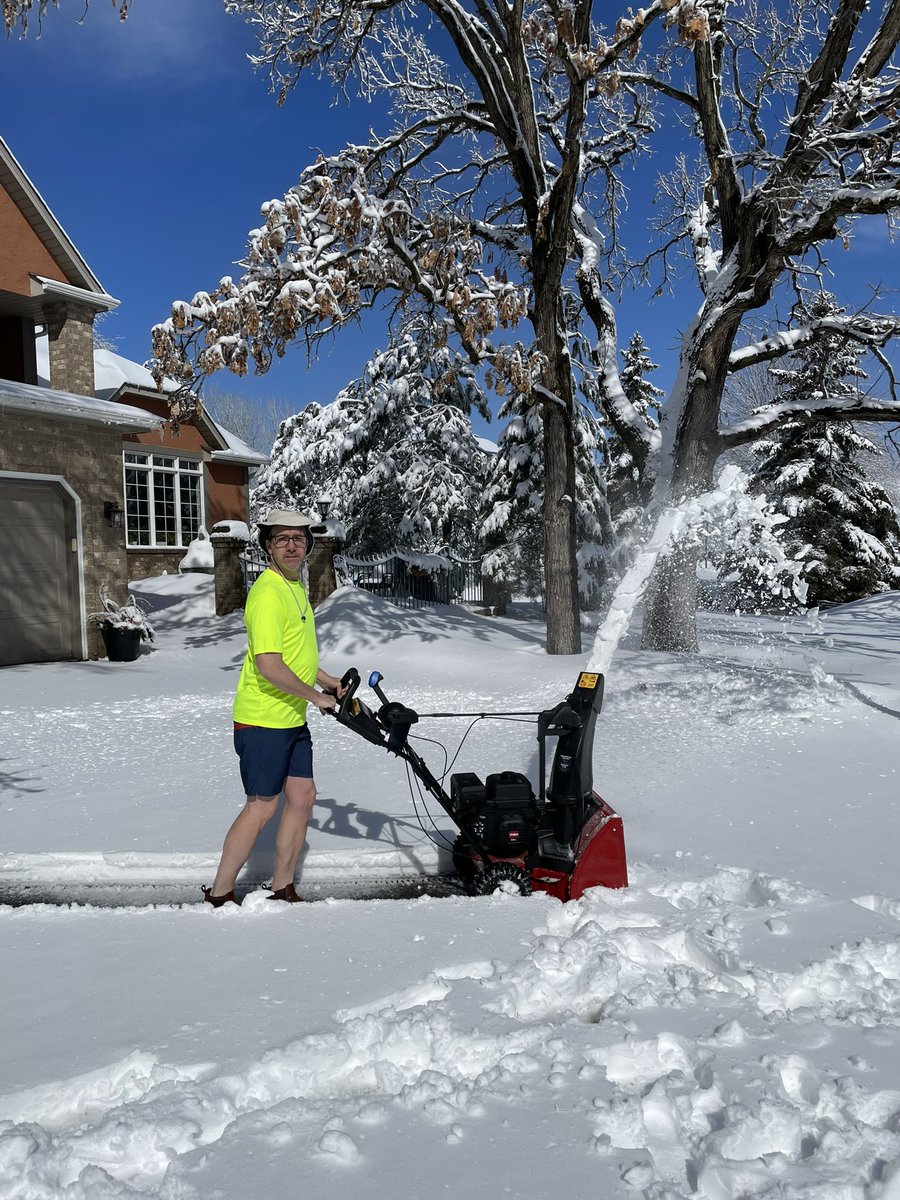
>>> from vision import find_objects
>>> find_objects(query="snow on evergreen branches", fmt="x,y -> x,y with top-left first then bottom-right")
481,385 -> 613,607
744,293 -> 900,606
605,332 -> 664,562
253,321 -> 489,556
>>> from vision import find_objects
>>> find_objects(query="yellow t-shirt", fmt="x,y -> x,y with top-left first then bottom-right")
232,568 -> 319,728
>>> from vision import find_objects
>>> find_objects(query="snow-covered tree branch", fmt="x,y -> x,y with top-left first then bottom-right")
633,0 -> 900,651
722,396 -> 900,451
13,0 -> 900,655
729,314 -> 900,374
147,0 -> 696,654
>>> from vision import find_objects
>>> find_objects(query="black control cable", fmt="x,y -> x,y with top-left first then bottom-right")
415,710 -> 542,719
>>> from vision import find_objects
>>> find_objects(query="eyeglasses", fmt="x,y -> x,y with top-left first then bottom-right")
270,533 -> 308,547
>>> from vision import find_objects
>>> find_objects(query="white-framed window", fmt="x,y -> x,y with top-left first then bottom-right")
123,451 -> 204,548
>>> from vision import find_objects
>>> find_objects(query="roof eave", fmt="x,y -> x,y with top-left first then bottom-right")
0,381 -> 162,432
210,448 -> 269,467
105,382 -> 233,453
30,274 -> 119,313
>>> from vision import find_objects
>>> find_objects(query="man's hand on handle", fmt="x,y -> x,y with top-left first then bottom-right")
314,669 -> 349,713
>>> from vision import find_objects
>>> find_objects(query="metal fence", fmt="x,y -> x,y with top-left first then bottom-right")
240,543 -> 269,592
335,551 -> 485,610
241,542 -> 484,610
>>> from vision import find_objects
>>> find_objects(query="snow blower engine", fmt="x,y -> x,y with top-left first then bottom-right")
332,669 -> 627,900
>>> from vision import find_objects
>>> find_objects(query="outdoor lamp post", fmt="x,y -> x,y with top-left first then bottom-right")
309,495 -> 341,608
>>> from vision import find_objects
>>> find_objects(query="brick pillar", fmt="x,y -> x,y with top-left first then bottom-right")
44,301 -> 96,397
211,529 -> 249,616
308,529 -> 343,609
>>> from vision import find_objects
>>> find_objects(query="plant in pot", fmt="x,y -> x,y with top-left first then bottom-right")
89,585 -> 155,662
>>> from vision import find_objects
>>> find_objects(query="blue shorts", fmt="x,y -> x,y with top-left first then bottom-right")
233,724 -> 313,797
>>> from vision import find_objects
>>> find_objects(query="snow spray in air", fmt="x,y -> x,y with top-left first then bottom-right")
587,466 -> 808,678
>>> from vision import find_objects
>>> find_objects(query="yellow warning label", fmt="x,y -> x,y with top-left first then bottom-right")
577,671 -> 600,690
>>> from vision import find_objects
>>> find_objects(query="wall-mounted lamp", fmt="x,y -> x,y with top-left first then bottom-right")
104,500 -> 123,529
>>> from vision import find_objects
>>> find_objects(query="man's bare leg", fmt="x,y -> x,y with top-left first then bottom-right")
272,776 -> 316,891
211,795 -> 278,896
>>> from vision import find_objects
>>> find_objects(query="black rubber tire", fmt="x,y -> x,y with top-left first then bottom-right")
471,863 -> 533,897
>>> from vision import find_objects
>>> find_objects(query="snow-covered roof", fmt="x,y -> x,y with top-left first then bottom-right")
94,347 -> 171,398
0,376 -> 161,431
33,337 -> 268,465
35,339 -> 172,398
0,135 -> 114,302
476,435 -> 499,454
204,414 -> 268,467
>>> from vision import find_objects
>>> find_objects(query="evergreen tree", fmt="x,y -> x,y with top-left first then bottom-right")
747,294 -> 900,606
481,386 -> 544,601
481,375 -> 612,608
606,332 -> 663,547
252,392 -> 361,521
253,322 -> 489,556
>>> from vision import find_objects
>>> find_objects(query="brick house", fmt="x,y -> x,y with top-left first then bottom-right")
0,134 -> 265,667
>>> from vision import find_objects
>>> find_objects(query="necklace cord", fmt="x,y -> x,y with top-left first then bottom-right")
271,564 -> 309,623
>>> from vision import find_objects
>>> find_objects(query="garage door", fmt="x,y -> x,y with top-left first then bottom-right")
0,477 -> 82,667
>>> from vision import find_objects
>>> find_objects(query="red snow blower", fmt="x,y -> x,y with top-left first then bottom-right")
333,668 -> 627,899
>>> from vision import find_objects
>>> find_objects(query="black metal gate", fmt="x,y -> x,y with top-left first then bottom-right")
335,552 -> 484,610
240,543 -> 269,592
242,542 -> 484,610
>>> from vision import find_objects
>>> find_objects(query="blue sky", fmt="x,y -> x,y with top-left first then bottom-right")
2,1 -> 391,415
2,0 -> 895,440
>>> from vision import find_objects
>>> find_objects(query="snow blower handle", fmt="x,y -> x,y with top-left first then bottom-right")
368,670 -> 390,708
367,670 -> 419,751
337,667 -> 361,719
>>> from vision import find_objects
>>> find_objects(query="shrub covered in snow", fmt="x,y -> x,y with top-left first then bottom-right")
88,586 -> 155,642
178,529 -> 214,574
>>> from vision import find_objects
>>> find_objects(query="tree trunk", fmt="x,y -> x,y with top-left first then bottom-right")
640,416 -> 716,653
542,393 -> 581,654
641,541 -> 701,651
639,324 -> 735,652
533,281 -> 581,655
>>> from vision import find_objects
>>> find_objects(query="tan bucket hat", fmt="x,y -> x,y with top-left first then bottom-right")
257,508 -> 315,552
259,508 -> 314,529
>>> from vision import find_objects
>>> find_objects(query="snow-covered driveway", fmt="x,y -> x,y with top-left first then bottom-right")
2,579 -> 899,1199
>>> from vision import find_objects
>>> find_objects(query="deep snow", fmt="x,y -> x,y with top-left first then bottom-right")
1,577 -> 899,1199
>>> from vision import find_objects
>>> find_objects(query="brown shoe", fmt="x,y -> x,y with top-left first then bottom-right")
268,883 -> 304,903
202,886 -> 241,907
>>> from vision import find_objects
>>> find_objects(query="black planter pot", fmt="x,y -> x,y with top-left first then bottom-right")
100,623 -> 142,662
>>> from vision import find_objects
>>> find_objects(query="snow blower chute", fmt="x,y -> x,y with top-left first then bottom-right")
332,669 -> 627,899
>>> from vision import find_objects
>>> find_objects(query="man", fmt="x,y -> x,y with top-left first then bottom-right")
203,509 -> 346,906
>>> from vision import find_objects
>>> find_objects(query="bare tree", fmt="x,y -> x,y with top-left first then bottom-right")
578,0 -> 900,649
203,390 -> 292,455
144,0 -> 694,654
9,0 -> 900,654
150,0 -> 900,652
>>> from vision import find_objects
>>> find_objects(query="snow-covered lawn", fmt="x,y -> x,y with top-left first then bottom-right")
2,578 -> 899,1199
